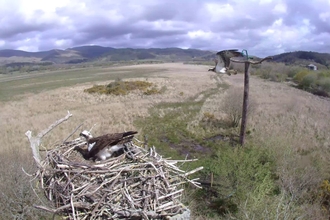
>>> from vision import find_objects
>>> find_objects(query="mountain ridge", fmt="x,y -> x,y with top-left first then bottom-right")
0,46 -> 329,67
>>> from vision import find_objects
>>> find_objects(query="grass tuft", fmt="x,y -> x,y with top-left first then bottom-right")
84,80 -> 158,96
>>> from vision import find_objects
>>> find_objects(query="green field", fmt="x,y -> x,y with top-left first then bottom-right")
0,66 -> 167,102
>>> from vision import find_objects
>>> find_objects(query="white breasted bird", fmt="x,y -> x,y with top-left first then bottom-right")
76,130 -> 138,161
208,49 -> 244,75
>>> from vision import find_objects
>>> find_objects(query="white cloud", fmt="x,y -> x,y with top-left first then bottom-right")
187,30 -> 213,40
204,3 -> 234,22
273,2 -> 287,14
319,12 -> 330,22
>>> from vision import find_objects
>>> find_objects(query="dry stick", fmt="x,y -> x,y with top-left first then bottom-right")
62,123 -> 83,143
230,56 -> 272,146
25,111 -> 73,167
70,193 -> 77,220
90,193 -> 107,218
34,202 -> 90,213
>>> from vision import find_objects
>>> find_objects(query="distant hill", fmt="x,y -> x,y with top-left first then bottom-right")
1,47 -> 329,68
272,51 -> 330,69
0,46 -> 214,65
0,49 -> 54,58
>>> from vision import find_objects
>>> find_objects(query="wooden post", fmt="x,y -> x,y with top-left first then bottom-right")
211,172 -> 213,188
230,56 -> 273,147
240,62 -> 250,146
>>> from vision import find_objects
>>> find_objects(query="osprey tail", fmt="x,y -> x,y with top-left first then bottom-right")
123,131 -> 138,137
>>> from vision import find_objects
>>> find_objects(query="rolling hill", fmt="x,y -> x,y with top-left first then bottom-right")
0,47 -> 330,69
0,46 -> 214,65
271,51 -> 330,68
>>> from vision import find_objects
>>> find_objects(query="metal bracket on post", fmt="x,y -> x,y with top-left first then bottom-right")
230,54 -> 272,146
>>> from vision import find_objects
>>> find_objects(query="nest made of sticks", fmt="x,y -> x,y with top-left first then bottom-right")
34,136 -> 203,219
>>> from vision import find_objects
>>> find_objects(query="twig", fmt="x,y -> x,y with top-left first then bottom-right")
62,123 -> 83,143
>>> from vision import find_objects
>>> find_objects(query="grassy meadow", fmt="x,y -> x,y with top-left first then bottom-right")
0,62 -> 330,219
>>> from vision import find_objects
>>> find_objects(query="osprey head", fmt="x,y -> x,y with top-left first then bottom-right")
80,130 -> 93,139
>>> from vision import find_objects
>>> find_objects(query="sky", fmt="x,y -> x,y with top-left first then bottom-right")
0,0 -> 329,57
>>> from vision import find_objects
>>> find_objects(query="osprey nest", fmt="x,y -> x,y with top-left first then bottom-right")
34,133 -> 203,219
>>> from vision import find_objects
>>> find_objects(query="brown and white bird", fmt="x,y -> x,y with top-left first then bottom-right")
76,130 -> 138,161
208,49 -> 244,75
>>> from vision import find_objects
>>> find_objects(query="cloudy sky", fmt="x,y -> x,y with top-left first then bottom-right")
0,0 -> 329,56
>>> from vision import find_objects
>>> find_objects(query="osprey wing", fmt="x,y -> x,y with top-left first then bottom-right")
87,135 -> 112,157
216,50 -> 243,68
87,131 -> 137,158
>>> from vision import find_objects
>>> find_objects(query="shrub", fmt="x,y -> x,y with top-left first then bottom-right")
317,70 -> 330,79
195,144 -> 277,217
84,85 -> 107,94
143,86 -> 161,95
318,77 -> 330,93
252,62 -> 300,82
85,80 -> 155,96
320,179 -> 330,216
287,66 -> 304,78
300,72 -> 318,90
293,69 -> 311,83
222,87 -> 257,127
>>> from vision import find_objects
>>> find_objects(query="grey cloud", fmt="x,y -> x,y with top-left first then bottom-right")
0,0 -> 329,57
283,0 -> 330,34
0,13 -> 51,39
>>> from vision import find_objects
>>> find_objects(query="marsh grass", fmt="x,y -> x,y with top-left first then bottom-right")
134,83 -> 227,158
84,80 -> 163,96
0,63 -> 329,219
0,150 -> 52,219
252,62 -> 303,82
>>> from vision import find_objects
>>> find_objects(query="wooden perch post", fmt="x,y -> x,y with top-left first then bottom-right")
230,56 -> 272,146
25,111 -> 73,168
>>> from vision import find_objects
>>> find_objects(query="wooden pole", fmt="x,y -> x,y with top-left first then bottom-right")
211,172 -> 213,188
240,62 -> 250,146
230,56 -> 273,147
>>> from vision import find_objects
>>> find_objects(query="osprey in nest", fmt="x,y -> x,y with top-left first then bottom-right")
208,49 -> 244,75
76,130 -> 138,161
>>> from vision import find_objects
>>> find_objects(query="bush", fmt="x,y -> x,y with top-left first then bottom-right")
318,77 -> 330,93
293,69 -> 311,83
143,86 -> 162,95
195,144 -> 277,217
252,62 -> 300,82
320,179 -> 330,216
222,87 -> 257,127
300,72 -> 318,90
287,66 -> 304,78
84,80 -> 156,95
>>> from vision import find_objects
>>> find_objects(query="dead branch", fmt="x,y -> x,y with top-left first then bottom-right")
25,111 -> 73,168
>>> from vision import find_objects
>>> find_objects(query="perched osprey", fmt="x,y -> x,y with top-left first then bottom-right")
76,130 -> 138,161
208,49 -> 244,75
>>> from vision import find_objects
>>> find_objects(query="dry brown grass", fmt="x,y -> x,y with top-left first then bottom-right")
0,63 -> 217,154
224,74 -> 330,165
1,62 -> 330,218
